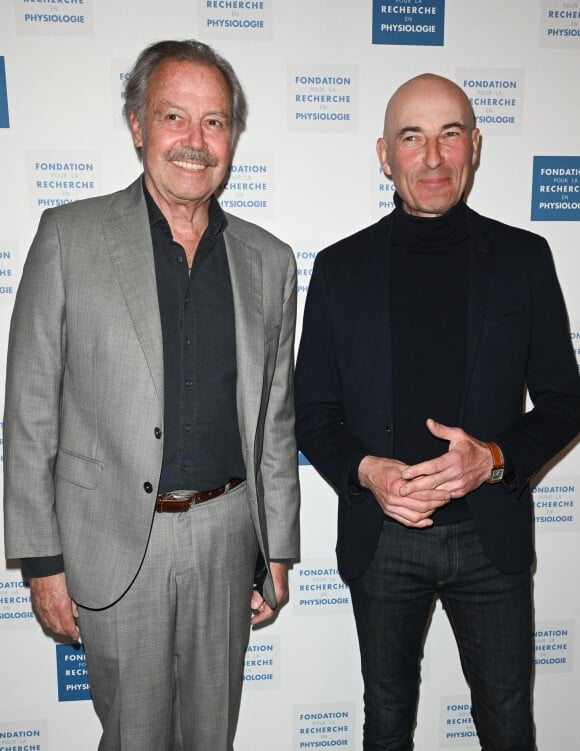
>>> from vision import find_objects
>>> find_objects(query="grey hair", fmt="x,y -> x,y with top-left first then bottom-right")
123,39 -> 247,145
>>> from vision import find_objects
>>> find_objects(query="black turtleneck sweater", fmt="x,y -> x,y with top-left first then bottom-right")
390,194 -> 470,525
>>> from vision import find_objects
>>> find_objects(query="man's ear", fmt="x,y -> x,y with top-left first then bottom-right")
376,137 -> 391,177
471,128 -> 481,167
128,111 -> 144,150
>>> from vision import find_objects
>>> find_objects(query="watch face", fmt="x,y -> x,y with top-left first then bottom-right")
489,467 -> 504,483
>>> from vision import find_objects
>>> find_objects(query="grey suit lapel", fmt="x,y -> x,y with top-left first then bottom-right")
102,179 -> 164,406
224,229 -> 263,453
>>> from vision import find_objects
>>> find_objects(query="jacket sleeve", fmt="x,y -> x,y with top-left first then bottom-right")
259,248 -> 300,559
3,209 -> 66,561
495,238 -> 580,494
295,254 -> 370,504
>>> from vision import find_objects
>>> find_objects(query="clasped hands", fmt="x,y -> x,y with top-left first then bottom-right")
358,418 -> 494,528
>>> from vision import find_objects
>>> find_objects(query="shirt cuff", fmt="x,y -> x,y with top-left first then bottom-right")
21,555 -> 65,580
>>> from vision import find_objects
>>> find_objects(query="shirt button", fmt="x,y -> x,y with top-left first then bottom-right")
154,427 -> 162,439
181,464 -> 190,473
177,255 -> 184,263
184,424 -> 192,432
185,380 -> 192,388
144,482 -> 153,493
185,337 -> 192,345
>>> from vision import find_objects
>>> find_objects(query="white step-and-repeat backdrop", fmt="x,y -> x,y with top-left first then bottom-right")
1,1 -> 579,749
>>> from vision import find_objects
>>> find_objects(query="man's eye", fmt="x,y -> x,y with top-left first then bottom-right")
204,117 -> 231,131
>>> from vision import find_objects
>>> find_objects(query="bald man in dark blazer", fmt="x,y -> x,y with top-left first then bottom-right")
295,73 -> 580,751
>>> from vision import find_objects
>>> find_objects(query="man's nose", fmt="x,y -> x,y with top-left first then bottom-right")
181,120 -> 206,150
424,137 -> 443,169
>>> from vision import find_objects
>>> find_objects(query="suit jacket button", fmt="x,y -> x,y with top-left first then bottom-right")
144,482 -> 153,493
154,427 -> 162,439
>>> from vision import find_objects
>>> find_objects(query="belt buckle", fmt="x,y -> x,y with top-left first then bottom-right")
164,490 -> 197,501
157,489 -> 198,512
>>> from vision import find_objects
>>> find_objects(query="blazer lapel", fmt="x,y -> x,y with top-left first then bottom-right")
102,179 -> 164,407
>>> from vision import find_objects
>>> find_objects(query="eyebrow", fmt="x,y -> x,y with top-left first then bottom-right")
396,121 -> 467,138
157,100 -> 231,119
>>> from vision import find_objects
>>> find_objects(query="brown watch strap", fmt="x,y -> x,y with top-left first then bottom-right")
486,441 -> 504,470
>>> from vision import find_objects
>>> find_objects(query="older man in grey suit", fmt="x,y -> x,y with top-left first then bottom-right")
3,40 -> 299,751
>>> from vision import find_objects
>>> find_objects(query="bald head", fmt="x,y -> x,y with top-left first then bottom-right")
383,73 -> 476,141
377,73 -> 480,218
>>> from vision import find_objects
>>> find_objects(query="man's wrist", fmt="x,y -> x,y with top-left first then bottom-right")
485,441 -> 505,484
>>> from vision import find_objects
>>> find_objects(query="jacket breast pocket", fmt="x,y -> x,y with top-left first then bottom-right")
479,306 -> 526,360
55,449 -> 103,490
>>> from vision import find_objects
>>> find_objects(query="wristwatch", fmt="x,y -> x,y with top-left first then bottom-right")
486,441 -> 504,484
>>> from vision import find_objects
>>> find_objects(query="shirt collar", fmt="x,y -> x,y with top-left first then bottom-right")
142,176 -> 228,237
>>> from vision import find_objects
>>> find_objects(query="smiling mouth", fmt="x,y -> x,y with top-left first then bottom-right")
420,175 -> 450,183
172,160 -> 208,172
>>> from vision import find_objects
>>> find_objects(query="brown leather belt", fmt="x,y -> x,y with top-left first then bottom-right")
155,478 -> 243,512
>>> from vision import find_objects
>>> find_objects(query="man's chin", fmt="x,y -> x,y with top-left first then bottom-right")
406,194 -> 459,218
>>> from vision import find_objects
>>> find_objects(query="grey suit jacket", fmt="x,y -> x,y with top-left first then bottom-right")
3,178 -> 300,609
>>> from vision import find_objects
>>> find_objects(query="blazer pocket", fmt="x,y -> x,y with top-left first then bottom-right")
482,308 -> 519,328
55,449 -> 103,490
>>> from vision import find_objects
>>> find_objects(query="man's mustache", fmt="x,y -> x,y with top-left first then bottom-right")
164,148 -> 219,167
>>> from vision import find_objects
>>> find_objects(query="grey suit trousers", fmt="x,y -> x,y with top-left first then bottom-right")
77,483 -> 257,751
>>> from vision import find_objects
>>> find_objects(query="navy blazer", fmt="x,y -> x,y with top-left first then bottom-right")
295,205 -> 580,580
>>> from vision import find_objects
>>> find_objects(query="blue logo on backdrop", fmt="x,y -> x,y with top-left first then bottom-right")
0,244 -> 16,301
534,622 -> 573,672
201,0 -> 272,40
531,156 -> 580,220
541,0 -> 580,46
243,637 -> 280,688
16,0 -> 93,35
533,480 -> 576,530
294,248 -> 319,297
294,704 -> 355,749
56,643 -> 91,701
294,562 -> 351,614
0,58 -> 9,128
290,66 -> 358,132
372,0 -> 445,46
459,71 -> 524,134
377,164 -> 396,212
0,577 -> 33,624
0,721 -> 47,750
440,698 -> 477,745
220,159 -> 272,211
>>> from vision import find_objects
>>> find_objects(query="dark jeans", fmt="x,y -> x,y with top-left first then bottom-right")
349,519 -> 535,751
